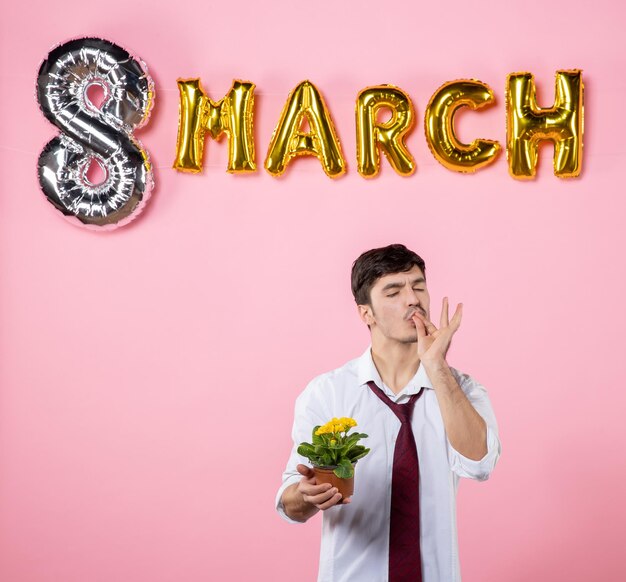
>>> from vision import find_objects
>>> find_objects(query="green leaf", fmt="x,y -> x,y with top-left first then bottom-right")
312,427 -> 324,445
320,453 -> 334,466
334,459 -> 354,479
335,445 -> 349,457
348,447 -> 370,462
297,443 -> 316,459
339,440 -> 359,455
314,445 -> 327,456
344,432 -> 368,446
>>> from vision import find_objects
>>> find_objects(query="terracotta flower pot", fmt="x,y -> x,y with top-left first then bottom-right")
312,466 -> 355,503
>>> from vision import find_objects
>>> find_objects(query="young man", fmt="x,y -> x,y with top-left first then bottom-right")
275,244 -> 501,582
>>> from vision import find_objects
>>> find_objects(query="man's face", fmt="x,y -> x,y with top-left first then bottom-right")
358,265 -> 430,344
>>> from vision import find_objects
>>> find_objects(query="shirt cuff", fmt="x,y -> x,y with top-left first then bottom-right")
447,425 -> 501,481
275,474 -> 307,524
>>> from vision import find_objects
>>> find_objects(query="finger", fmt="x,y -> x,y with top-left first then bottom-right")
412,314 -> 427,339
440,297 -> 449,328
317,492 -> 344,510
300,482 -> 333,496
306,487 -> 339,506
414,312 -> 437,334
449,303 -> 463,332
297,464 -> 315,478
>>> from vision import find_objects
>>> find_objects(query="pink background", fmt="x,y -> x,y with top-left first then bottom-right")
1,1 -> 624,580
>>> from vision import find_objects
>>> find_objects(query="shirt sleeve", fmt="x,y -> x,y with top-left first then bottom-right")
275,378 -> 331,524
445,368 -> 502,481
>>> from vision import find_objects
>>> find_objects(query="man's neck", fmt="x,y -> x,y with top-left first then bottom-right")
370,339 -> 420,395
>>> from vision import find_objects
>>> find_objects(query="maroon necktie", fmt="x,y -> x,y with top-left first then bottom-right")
368,380 -> 425,582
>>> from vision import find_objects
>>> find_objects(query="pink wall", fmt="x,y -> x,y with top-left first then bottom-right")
1,1 -> 624,580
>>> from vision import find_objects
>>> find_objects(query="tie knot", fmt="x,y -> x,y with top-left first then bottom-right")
366,381 -> 423,424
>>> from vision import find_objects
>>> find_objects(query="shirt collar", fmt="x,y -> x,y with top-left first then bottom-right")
356,344 -> 434,395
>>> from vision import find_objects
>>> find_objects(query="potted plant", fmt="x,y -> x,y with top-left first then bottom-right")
297,417 -> 370,503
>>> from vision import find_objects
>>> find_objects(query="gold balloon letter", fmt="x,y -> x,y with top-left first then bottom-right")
356,85 -> 416,178
424,80 -> 500,173
174,79 -> 256,173
265,81 -> 346,178
506,70 -> 583,179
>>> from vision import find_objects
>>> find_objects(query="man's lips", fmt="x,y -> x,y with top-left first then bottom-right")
406,309 -> 426,321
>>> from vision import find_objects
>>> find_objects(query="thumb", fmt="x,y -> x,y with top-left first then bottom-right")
297,464 -> 314,478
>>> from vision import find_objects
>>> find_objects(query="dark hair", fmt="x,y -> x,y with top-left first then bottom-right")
351,244 -> 426,305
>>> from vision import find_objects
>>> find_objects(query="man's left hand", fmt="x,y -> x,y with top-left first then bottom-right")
411,297 -> 462,366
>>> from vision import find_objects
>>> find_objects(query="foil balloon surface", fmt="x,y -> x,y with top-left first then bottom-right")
174,79 -> 256,173
265,81 -> 346,178
506,70 -> 583,179
36,37 -> 155,229
424,80 -> 501,173
356,85 -> 416,177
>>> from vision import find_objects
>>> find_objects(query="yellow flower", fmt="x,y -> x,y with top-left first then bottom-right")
315,416 -> 357,436
315,422 -> 335,436
339,417 -> 357,428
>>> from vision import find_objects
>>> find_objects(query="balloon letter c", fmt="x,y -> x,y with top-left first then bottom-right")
424,80 -> 500,173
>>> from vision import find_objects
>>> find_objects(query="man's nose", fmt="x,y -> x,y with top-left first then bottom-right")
405,287 -> 421,305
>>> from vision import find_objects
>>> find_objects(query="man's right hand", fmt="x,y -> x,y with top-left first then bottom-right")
295,464 -> 351,510
281,464 -> 352,522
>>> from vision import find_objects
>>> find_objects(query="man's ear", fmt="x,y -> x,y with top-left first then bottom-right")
357,304 -> 374,327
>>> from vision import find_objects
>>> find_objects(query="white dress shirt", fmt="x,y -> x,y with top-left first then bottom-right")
275,345 -> 501,582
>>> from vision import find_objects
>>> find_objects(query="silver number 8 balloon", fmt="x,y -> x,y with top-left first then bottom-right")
37,38 -> 155,230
